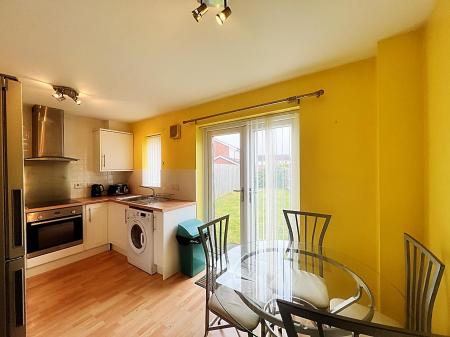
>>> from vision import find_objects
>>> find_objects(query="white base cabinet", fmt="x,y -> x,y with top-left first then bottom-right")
28,201 -> 197,281
107,202 -> 128,253
153,205 -> 197,280
84,203 -> 109,250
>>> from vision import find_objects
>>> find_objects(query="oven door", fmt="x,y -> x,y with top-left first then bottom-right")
27,214 -> 83,258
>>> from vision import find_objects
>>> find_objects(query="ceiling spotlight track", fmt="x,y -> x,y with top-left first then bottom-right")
52,85 -> 81,105
192,0 -> 232,25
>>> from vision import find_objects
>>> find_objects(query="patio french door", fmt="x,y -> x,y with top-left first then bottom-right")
205,125 -> 248,244
204,113 -> 300,244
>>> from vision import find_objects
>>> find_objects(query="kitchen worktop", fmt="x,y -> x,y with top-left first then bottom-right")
25,195 -> 196,213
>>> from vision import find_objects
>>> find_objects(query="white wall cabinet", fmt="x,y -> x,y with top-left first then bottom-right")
108,202 -> 128,253
84,203 -> 109,250
94,129 -> 133,172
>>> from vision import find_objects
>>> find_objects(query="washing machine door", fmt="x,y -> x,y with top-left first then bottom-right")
128,220 -> 147,254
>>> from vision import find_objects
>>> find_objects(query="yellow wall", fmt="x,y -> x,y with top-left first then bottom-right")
424,0 -> 450,333
376,29 -> 425,320
133,59 -> 380,289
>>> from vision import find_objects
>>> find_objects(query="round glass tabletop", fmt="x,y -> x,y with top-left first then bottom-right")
214,240 -> 407,335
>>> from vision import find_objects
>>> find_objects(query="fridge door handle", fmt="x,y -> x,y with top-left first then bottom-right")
6,188 -> 25,259
11,189 -> 24,249
7,259 -> 26,337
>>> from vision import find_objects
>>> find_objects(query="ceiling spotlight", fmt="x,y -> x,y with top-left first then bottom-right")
192,0 -> 232,24
52,91 -> 65,101
192,2 -> 208,22
52,85 -> 81,105
216,5 -> 231,25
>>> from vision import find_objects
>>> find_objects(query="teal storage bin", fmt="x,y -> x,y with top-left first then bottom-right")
176,219 -> 205,277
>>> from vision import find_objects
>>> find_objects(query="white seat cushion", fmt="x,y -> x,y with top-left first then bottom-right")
292,269 -> 330,309
330,298 -> 402,328
208,286 -> 260,331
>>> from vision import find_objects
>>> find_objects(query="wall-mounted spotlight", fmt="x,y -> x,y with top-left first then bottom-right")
192,2 -> 208,22
192,0 -> 232,25
52,85 -> 82,105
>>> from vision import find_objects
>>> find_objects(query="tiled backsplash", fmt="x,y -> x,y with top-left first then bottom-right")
129,168 -> 196,201
23,104 -> 132,202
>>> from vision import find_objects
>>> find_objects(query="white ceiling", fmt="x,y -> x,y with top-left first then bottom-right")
0,0 -> 435,122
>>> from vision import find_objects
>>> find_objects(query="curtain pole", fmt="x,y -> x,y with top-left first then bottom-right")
182,89 -> 324,125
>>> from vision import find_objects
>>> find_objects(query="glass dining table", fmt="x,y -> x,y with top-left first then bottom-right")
214,240 -> 409,336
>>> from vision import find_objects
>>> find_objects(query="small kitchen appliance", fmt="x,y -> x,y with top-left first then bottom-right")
91,184 -> 105,197
107,184 -> 129,196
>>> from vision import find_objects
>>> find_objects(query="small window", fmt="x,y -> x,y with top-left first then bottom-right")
142,134 -> 161,188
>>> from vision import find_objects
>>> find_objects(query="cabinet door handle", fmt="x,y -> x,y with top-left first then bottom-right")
102,154 -> 106,168
89,208 -> 91,222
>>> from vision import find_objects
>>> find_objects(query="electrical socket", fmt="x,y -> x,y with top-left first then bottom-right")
73,183 -> 85,189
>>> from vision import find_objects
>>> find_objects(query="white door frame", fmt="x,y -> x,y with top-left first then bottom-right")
203,121 -> 250,243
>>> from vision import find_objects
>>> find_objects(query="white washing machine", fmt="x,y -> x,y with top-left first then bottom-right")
126,208 -> 156,275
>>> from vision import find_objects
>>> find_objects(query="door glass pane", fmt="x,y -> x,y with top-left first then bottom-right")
211,133 -> 241,244
251,115 -> 299,241
131,224 -> 143,249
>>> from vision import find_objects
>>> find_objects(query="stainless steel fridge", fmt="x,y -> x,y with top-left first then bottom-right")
0,74 -> 26,337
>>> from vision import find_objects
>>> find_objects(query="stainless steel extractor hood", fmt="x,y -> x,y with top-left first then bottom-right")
24,105 -> 78,162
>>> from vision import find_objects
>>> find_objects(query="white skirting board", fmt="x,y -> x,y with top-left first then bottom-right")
26,244 -> 111,278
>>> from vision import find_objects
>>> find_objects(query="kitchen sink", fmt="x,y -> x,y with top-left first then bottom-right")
115,195 -> 143,201
115,195 -> 169,204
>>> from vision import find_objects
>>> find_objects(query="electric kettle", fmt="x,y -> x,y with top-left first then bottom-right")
91,184 -> 104,197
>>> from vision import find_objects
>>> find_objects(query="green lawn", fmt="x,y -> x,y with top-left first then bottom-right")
214,189 -> 291,244
214,191 -> 241,244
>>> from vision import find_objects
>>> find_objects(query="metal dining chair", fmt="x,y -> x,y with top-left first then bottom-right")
277,299 -> 437,337
330,233 -> 445,334
198,215 -> 260,337
283,210 -> 331,274
404,233 -> 444,333
282,210 -> 332,312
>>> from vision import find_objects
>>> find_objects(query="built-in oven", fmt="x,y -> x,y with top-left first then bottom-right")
26,205 -> 83,258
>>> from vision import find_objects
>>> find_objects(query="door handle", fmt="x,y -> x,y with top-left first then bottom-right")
102,154 -> 106,168
140,233 -> 145,246
89,208 -> 92,222
233,188 -> 244,202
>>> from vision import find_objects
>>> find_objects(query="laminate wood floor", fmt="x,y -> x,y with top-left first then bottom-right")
26,251 -> 237,337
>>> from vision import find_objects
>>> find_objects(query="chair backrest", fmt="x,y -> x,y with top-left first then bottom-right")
283,210 -> 331,248
404,233 -> 445,333
277,299 -> 434,337
283,210 -> 331,276
198,215 -> 230,298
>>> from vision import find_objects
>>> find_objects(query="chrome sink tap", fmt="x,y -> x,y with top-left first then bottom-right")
140,186 -> 156,197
